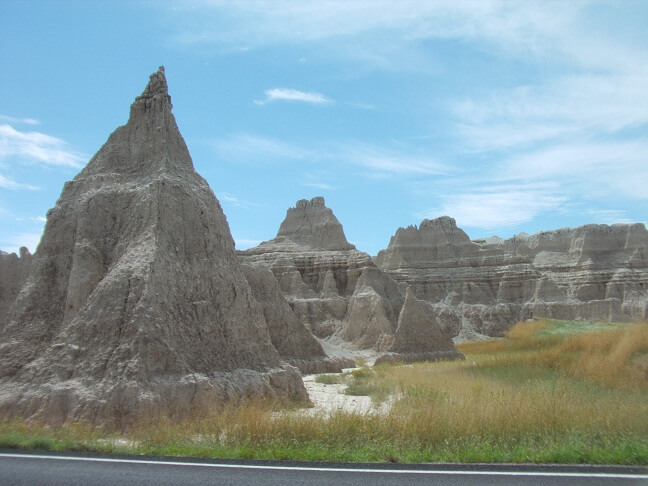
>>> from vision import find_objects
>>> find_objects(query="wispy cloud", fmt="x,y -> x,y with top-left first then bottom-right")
168,1 -> 577,57
420,184 -> 566,230
216,192 -> 259,209
0,174 -> 38,191
302,182 -> 336,190
584,209 -> 633,225
211,133 -> 312,162
0,232 -> 43,254
0,114 -> 39,126
498,141 -> 648,201
255,88 -> 332,105
15,216 -> 47,223
211,132 -> 451,178
453,70 -> 648,151
0,124 -> 85,168
233,238 -> 262,250
344,143 -> 450,176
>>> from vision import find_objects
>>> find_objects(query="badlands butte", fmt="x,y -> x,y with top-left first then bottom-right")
1,68 -> 647,426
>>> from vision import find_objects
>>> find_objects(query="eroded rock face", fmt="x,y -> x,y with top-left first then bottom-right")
241,263 -> 353,373
275,197 -> 355,251
0,247 -> 32,319
239,198 -> 463,364
0,67 -> 307,427
375,289 -> 466,365
376,217 -> 648,337
240,197 -> 405,348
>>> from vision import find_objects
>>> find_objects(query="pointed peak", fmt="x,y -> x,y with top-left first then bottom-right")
130,66 -> 172,116
138,66 -> 168,98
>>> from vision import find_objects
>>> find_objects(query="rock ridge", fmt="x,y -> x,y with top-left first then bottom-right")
240,199 -> 463,363
376,217 -> 648,336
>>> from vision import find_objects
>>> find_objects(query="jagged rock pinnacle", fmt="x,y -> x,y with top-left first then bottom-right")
79,66 -> 193,177
275,196 -> 355,251
134,66 -> 171,105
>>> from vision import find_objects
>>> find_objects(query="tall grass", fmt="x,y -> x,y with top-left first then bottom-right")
1,321 -> 646,464
459,320 -> 648,389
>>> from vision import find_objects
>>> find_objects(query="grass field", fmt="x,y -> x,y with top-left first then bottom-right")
1,319 -> 647,464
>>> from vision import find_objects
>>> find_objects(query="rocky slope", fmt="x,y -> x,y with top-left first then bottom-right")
241,263 -> 354,373
375,289 -> 465,365
376,216 -> 648,337
240,198 -> 464,362
0,247 -> 32,320
0,67 -> 307,427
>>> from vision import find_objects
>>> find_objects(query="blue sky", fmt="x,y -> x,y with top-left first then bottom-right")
1,1 -> 647,256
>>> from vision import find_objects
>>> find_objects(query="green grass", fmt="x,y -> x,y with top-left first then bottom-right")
1,319 -> 646,465
314,374 -> 343,385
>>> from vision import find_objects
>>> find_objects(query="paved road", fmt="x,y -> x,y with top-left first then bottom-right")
1,451 -> 646,485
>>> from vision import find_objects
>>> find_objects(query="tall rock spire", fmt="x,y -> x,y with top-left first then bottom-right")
0,68 -> 307,427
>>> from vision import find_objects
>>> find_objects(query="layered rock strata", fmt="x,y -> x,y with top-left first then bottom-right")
240,197 -> 404,349
0,67 -> 307,427
376,216 -> 648,337
240,198 -> 463,362
0,247 -> 32,319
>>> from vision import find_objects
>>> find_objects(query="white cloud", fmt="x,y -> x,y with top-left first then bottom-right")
0,232 -> 43,255
0,124 -> 85,168
344,143 -> 450,175
211,133 -> 312,162
421,185 -> 566,230
256,88 -> 331,105
14,216 -> 47,223
0,114 -> 39,126
216,192 -> 259,209
454,70 -> 648,150
170,1 -> 577,56
302,182 -> 336,190
233,238 -> 262,250
212,133 -> 450,177
0,174 -> 38,190
499,141 -> 648,201
584,209 -> 633,225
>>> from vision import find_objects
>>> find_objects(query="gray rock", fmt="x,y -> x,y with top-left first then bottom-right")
0,247 -> 32,321
375,289 -> 465,365
376,217 -> 648,336
276,196 -> 355,251
239,198 -> 462,364
0,67 -> 308,427
241,263 -> 353,373
240,197 -> 406,350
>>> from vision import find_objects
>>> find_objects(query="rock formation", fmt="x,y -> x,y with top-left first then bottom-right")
375,289 -> 466,365
239,198 -> 464,362
376,217 -> 648,337
240,197 -> 404,347
0,247 -> 32,319
241,263 -> 354,373
0,67 -> 307,427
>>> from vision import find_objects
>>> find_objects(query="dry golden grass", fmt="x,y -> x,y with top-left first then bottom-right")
458,320 -> 648,389
543,323 -> 648,387
2,320 -> 646,463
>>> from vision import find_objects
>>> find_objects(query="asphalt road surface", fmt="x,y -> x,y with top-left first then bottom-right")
1,451 -> 647,485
